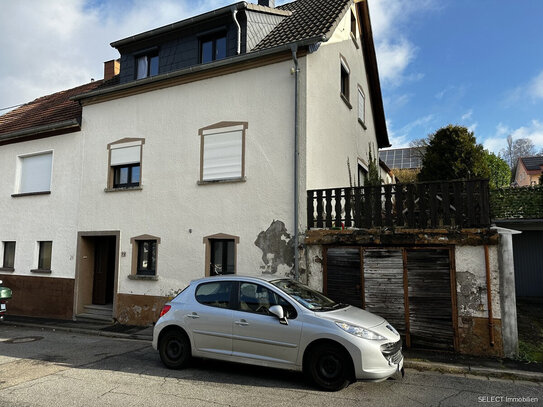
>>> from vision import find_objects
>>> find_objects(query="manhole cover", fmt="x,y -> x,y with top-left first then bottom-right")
4,336 -> 44,344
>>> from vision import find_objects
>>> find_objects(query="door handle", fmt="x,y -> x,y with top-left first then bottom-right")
186,313 -> 200,319
235,319 -> 249,326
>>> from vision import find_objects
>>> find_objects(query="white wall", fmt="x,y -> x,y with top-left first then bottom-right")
78,60 -> 298,296
0,133 -> 83,279
305,6 -> 381,190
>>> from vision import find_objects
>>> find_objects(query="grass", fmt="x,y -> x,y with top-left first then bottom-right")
516,298 -> 543,363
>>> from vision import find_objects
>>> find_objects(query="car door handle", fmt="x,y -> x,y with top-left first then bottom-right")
234,319 -> 249,326
186,313 -> 200,319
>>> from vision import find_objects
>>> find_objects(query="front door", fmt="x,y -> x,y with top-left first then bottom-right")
92,237 -> 116,305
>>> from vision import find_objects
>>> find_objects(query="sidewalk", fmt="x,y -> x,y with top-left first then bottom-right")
3,315 -> 543,383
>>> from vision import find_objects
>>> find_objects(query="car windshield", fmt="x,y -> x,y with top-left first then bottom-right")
270,279 -> 347,311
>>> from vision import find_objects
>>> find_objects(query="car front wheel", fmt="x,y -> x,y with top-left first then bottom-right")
159,329 -> 191,369
308,344 -> 351,391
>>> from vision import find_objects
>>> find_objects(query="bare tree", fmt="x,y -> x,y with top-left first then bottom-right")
500,135 -> 536,168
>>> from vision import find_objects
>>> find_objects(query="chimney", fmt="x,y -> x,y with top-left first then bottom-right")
104,59 -> 120,81
258,0 -> 275,8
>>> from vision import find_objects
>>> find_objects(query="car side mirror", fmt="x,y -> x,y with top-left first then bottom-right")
269,305 -> 288,325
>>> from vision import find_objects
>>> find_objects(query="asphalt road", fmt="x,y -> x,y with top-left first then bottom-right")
0,325 -> 541,407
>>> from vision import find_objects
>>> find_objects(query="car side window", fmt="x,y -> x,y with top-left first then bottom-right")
239,283 -> 297,319
195,281 -> 233,309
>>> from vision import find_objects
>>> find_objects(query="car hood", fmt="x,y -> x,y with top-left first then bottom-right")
318,305 -> 385,328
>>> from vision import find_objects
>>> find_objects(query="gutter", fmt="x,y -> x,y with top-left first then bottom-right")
73,35 -> 326,102
291,45 -> 300,281
0,119 -> 80,143
232,8 -> 241,55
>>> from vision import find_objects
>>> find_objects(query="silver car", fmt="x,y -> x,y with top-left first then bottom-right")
153,275 -> 403,391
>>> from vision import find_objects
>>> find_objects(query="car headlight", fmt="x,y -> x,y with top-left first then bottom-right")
335,321 -> 386,341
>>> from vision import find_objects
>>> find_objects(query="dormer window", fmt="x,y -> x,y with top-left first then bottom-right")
136,53 -> 159,79
200,33 -> 227,63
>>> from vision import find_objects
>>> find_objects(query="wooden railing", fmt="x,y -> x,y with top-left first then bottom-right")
307,179 -> 490,230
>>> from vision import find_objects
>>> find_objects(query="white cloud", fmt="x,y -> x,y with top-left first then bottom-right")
505,69 -> 543,105
387,114 -> 435,148
483,120 -> 543,154
461,110 -> 473,121
528,71 -> 543,100
369,0 -> 438,88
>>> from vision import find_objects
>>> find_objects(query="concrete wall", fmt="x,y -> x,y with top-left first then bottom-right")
78,60 -> 299,301
0,133 -> 83,280
305,7 -> 381,190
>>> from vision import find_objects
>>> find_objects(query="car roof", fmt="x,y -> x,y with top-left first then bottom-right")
190,274 -> 291,285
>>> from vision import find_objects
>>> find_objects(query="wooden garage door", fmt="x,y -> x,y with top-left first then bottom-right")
325,247 -> 363,308
325,247 -> 456,351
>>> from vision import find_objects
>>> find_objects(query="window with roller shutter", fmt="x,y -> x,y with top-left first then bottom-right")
106,138 -> 145,190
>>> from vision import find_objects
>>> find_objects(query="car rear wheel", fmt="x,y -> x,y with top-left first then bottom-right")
159,329 -> 190,369
308,344 -> 351,391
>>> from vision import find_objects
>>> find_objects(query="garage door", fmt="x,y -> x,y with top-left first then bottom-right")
325,247 -> 456,350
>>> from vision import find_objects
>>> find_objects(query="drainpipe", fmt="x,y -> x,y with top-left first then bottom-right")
291,45 -> 300,280
232,9 -> 241,55
484,245 -> 495,347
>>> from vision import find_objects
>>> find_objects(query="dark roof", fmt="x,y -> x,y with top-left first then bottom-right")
519,156 -> 543,172
380,147 -> 425,169
253,0 -> 351,51
0,81 -> 103,143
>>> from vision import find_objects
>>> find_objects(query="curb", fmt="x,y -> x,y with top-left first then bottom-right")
404,360 -> 543,383
1,320 -> 153,343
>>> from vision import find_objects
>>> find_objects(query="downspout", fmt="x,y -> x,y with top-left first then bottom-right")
291,45 -> 300,280
484,245 -> 495,347
232,9 -> 241,55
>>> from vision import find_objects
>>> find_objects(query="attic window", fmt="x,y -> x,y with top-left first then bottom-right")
200,33 -> 227,63
136,53 -> 159,79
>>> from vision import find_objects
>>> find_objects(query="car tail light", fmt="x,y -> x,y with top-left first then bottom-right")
159,305 -> 171,318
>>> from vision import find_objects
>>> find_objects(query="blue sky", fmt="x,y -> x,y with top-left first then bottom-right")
1,0 -> 542,154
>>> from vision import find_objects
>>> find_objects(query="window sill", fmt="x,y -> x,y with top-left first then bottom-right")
0,267 -> 15,272
340,93 -> 352,109
350,32 -> 359,49
31,269 -> 52,274
198,177 -> 246,185
11,191 -> 51,198
104,186 -> 143,193
128,274 -> 159,281
358,118 -> 367,130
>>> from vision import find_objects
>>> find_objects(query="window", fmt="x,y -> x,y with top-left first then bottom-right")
17,151 -> 53,194
130,234 -> 160,278
340,56 -> 350,105
107,138 -> 144,190
38,241 -> 52,270
239,282 -> 297,318
210,239 -> 235,275
200,34 -> 227,63
358,86 -> 366,126
196,281 -> 233,309
137,240 -> 156,275
358,162 -> 368,186
199,122 -> 247,183
351,10 -> 357,37
113,164 -> 140,188
203,233 -> 239,276
136,53 -> 159,79
2,241 -> 15,269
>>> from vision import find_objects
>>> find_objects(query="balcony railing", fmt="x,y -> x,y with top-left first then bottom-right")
307,179 -> 490,230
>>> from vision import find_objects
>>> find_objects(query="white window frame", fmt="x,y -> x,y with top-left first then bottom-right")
198,121 -> 248,184
15,150 -> 53,195
358,85 -> 366,128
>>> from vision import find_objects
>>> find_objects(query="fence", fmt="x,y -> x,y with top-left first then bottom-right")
307,179 -> 490,230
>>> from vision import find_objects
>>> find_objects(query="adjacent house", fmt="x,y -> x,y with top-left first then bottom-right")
0,0 -> 390,324
514,156 -> 543,186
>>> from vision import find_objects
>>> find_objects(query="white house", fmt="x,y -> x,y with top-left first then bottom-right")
0,0 -> 390,325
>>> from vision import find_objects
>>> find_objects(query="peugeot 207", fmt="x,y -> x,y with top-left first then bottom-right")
153,275 -> 403,391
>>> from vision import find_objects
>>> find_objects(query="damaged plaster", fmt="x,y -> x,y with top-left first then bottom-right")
254,220 -> 294,275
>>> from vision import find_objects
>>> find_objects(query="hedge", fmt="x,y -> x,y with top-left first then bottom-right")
490,185 -> 543,220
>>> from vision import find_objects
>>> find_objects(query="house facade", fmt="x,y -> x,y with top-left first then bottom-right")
514,156 -> 543,186
0,0 -> 391,324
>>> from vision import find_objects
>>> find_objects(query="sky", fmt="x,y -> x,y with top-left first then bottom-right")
1,0 -> 543,155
